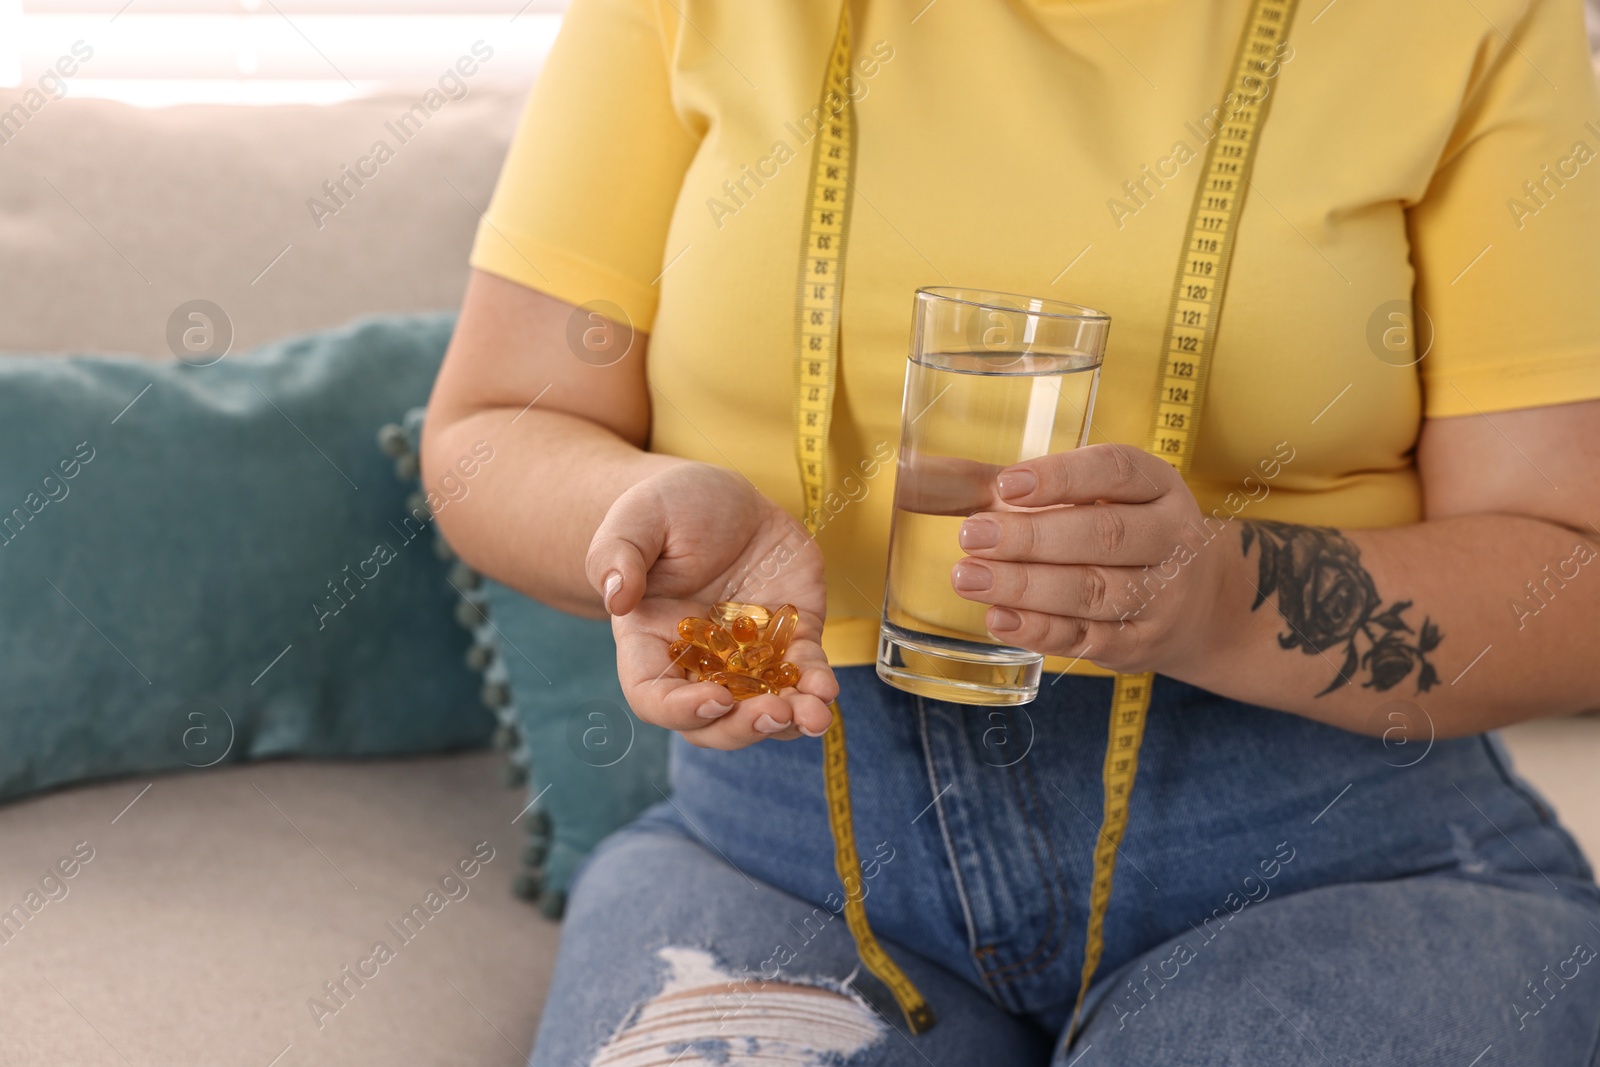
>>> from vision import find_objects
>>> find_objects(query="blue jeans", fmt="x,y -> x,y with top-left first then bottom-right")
531,669 -> 1600,1065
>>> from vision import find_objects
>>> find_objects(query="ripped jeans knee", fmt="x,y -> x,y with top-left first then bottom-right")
590,947 -> 886,1066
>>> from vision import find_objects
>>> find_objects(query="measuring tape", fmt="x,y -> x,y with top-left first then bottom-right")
794,0 -> 855,518
794,0 -> 937,1036
1068,0 -> 1298,1040
792,0 -> 1298,1041
822,700 -> 937,1031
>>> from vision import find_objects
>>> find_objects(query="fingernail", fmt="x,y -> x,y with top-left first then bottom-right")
951,561 -> 993,592
696,700 -> 733,720
754,713 -> 790,734
989,607 -> 1022,632
997,470 -> 1037,499
799,721 -> 829,738
959,518 -> 1000,550
602,571 -> 622,612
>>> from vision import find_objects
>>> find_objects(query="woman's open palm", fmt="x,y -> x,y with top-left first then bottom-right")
585,463 -> 837,748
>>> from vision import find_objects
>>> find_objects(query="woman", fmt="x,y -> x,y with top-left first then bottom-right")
424,0 -> 1600,1062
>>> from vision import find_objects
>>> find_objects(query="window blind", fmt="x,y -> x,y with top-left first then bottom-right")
3,0 -> 564,105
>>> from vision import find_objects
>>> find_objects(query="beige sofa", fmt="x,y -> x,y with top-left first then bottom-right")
0,89 -> 564,1067
1,89 -> 1597,1067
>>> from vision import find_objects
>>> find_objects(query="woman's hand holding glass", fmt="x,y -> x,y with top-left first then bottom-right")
585,463 -> 837,748
949,442 -> 1230,675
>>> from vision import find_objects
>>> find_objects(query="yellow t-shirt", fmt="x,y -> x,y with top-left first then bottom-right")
471,0 -> 1600,667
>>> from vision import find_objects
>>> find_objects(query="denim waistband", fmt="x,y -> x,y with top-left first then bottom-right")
654,667 -> 1597,1016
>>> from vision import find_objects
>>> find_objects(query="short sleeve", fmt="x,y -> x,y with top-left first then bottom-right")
1408,0 -> 1600,417
469,0 -> 699,330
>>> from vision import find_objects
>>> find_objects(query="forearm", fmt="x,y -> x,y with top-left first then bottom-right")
423,406 -> 682,618
1181,513 -> 1600,737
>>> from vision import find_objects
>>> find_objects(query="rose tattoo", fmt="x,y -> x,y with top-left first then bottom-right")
1240,520 -> 1442,697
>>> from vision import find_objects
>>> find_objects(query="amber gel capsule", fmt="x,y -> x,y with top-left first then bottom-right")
764,605 -> 800,657
705,671 -> 772,701
760,662 -> 801,690
729,614 -> 761,646
728,641 -> 776,673
712,601 -> 772,630
669,640 -> 722,676
678,617 -> 738,660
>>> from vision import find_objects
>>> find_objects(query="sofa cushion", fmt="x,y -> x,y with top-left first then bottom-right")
0,314 -> 490,801
481,578 -> 672,916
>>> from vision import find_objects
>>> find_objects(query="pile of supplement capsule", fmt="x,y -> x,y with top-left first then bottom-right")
671,601 -> 802,700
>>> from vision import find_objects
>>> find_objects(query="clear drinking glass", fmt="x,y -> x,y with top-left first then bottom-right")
877,287 -> 1110,706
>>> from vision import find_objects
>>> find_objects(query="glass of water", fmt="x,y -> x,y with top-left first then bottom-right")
876,287 -> 1110,706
